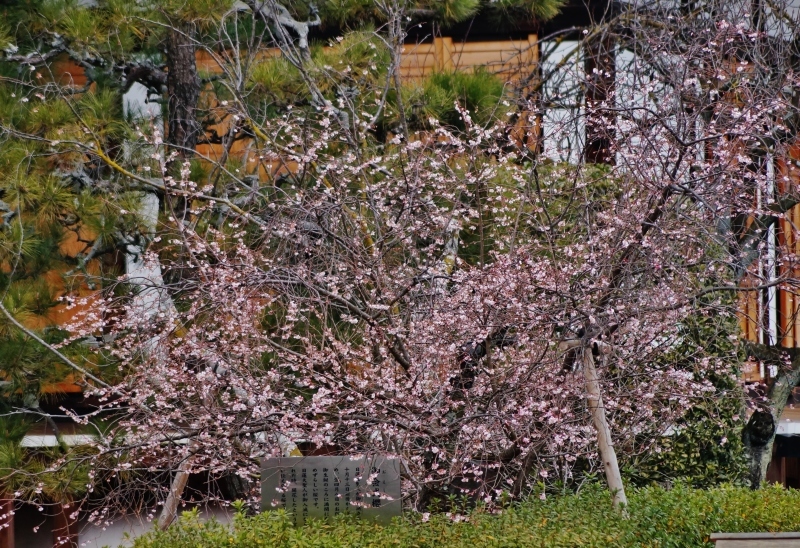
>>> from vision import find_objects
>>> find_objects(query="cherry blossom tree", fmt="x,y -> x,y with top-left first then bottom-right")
69,6 -> 799,514
3,0 -> 800,530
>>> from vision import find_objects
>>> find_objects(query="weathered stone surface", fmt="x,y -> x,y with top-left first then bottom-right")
261,456 -> 402,526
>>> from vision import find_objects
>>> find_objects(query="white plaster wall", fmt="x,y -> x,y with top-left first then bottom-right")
123,82 -> 161,120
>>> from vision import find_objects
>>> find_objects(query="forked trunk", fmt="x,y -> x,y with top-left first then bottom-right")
739,347 -> 800,489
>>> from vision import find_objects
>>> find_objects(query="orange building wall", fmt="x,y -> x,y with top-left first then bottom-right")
739,143 -> 800,351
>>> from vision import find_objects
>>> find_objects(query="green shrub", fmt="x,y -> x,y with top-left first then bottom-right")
625,299 -> 748,489
400,68 -> 507,131
131,483 -> 800,548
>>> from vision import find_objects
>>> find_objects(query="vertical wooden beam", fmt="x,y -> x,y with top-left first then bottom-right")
739,289 -> 749,340
794,206 -> 800,346
780,456 -> 787,486
584,33 -> 616,164
786,214 -> 795,348
0,496 -> 13,548
741,288 -> 748,341
52,503 -> 78,548
780,211 -> 793,347
739,279 -> 758,343
443,37 -> 454,71
510,34 -> 542,152
529,34 -> 539,64
434,37 -> 454,72
433,37 -> 442,71
527,34 -> 542,153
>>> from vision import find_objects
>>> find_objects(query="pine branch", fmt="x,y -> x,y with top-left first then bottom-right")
0,301 -> 110,389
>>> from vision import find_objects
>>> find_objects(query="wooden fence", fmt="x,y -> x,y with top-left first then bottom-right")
399,36 -> 538,81
192,36 -> 540,180
193,35 -> 538,82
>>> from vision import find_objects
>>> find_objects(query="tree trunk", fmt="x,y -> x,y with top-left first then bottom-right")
158,459 -> 192,530
743,409 -> 776,489
158,23 -> 201,528
739,345 -> 800,488
742,353 -> 800,488
166,23 -> 200,162
125,191 -> 185,530
583,348 -> 627,509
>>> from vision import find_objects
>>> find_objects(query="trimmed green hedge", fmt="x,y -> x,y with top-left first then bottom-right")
131,484 -> 800,548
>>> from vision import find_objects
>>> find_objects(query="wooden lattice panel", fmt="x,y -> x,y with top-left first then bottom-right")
400,36 -> 538,83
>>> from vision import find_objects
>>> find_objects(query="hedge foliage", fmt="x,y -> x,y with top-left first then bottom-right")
130,483 -> 800,548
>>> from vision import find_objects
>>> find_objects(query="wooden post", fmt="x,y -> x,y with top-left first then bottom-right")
781,213 -> 794,346
583,348 -> 628,509
52,502 -> 78,548
794,206 -> 800,343
527,34 -> 542,152
434,37 -> 454,72
584,33 -> 616,164
0,495 -> 13,548
780,456 -> 787,486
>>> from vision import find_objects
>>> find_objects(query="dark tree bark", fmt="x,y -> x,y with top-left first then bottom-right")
123,63 -> 167,94
743,409 -> 776,488
158,21 -> 202,530
166,23 -> 200,162
584,34 -> 616,165
742,345 -> 800,488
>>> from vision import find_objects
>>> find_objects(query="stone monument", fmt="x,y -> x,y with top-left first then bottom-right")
261,455 -> 402,526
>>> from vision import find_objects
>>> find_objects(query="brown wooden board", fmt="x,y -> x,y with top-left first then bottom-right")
711,533 -> 800,547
